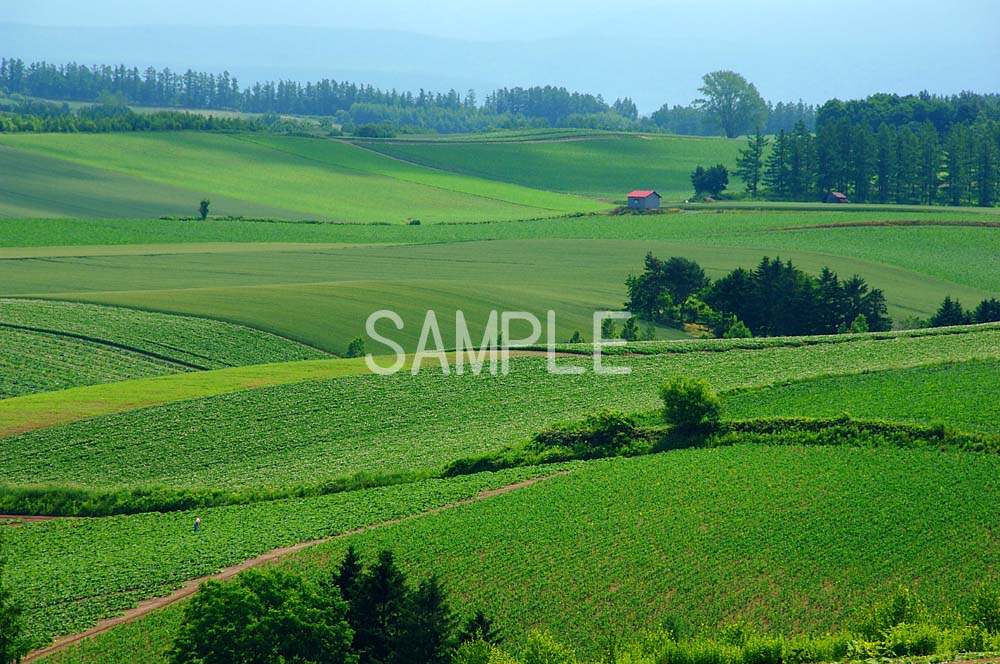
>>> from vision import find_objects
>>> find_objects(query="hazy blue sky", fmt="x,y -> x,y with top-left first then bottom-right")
4,0 -> 998,110
9,0 -> 1000,42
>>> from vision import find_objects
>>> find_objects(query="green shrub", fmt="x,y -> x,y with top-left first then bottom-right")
346,336 -> 366,358
971,582 -> 1000,632
520,630 -> 578,664
855,586 -> 929,640
660,377 -> 722,430
881,622 -> 941,656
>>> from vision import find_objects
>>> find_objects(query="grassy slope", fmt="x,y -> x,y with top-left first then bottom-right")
362,133 -> 746,200
0,326 -> 181,399
0,299 -> 327,397
4,325 -> 998,490
722,358 -> 1000,434
4,466 -> 562,649
0,132 -> 607,222
0,144 -> 305,219
1,232 -> 993,353
291,446 -> 1000,655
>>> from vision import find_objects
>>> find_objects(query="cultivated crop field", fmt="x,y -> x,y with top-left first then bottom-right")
0,132 -> 607,222
284,446 -> 1000,654
722,358 -> 1000,433
0,299 -> 327,396
3,467 -> 565,648
4,325 -> 999,491
2,124 -> 1000,664
362,132 -> 746,200
1,212 -> 996,353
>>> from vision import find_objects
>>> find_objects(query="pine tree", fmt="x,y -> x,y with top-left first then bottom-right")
974,120 -> 999,207
353,550 -> 410,664
735,128 -> 768,197
852,124 -> 875,203
916,122 -> 941,205
789,120 -> 817,199
333,545 -> 364,615
875,124 -> 897,204
945,124 -> 974,206
397,576 -> 456,664
458,610 -> 503,645
928,296 -> 970,327
764,130 -> 791,199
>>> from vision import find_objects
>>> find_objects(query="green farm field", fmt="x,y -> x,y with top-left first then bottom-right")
4,124 -> 1000,664
0,299 -> 327,397
723,358 -> 1000,434
2,212 -> 997,354
2,466 -> 566,649
0,132 -> 607,222
33,445 -> 1000,662
292,445 -> 1000,655
360,133 -> 746,200
5,325 -> 999,491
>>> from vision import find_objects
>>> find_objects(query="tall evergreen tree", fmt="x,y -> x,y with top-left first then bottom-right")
852,124 -> 875,203
945,124 -> 974,206
353,550 -> 410,664
916,122 -> 941,205
928,296 -> 971,327
875,123 -> 897,204
397,576 -> 456,664
735,128 -> 768,197
764,129 -> 792,199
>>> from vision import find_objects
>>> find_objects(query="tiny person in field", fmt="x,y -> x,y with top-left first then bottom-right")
194,517 -> 201,533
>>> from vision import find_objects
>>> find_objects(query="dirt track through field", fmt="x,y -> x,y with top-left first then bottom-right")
23,472 -> 567,662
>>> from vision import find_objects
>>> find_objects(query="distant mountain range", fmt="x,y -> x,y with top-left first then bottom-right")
2,23 -> 997,113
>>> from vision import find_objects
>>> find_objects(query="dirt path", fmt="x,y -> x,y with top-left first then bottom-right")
24,472 -> 567,662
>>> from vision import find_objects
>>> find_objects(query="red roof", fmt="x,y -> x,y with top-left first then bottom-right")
627,190 -> 659,198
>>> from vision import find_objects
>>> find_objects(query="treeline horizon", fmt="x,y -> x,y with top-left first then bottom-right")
2,56 -> 823,135
734,100 -> 1000,207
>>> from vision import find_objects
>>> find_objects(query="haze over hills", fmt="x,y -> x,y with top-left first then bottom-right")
2,2 -> 998,114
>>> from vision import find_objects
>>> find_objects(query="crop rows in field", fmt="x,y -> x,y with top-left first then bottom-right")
5,325 -> 1000,490
294,446 -> 1000,655
0,298 -> 326,370
0,326 -> 179,398
722,358 -> 1000,434
5,466 -> 561,648
363,133 -> 745,200
0,132 -> 606,223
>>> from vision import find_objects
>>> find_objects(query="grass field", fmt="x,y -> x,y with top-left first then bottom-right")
291,446 -> 1000,655
2,214 -> 997,353
722,359 -> 1000,434
2,466 -> 564,649
5,126 -> 1000,664
361,133 -> 745,200
0,299 -> 327,397
4,325 -> 998,491
34,445 -> 1000,661
0,144 -> 306,219
0,132 -> 607,222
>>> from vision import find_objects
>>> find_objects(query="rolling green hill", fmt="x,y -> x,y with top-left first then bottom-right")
0,299 -> 327,397
360,133 -> 746,200
722,358 -> 1000,434
0,132 -> 607,222
0,144 -> 307,219
293,445 -> 1000,655
2,213 -> 997,353
4,325 -> 998,491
